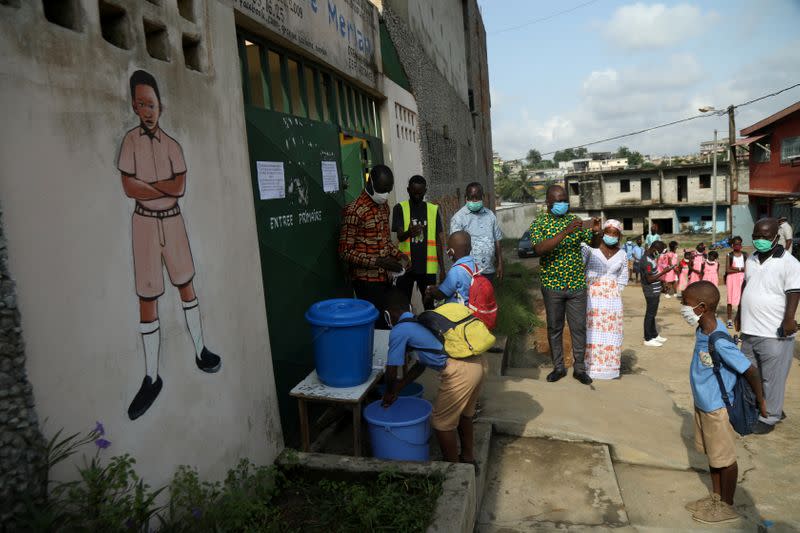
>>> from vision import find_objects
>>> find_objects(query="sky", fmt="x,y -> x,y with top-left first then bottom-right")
478,0 -> 800,161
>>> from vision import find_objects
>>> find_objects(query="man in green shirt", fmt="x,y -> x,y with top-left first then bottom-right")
530,185 -> 600,385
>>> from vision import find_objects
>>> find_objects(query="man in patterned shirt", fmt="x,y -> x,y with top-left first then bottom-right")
339,164 -> 406,329
531,185 -> 600,385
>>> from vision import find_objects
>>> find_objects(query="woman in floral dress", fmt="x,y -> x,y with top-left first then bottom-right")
581,219 -> 629,380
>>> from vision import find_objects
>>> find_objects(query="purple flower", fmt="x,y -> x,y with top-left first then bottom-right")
191,507 -> 202,519
95,438 -> 111,449
94,421 -> 105,436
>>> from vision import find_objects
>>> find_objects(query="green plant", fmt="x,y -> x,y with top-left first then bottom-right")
14,422 -> 163,532
494,262 -> 542,337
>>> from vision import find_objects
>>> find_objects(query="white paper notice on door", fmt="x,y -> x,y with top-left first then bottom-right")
321,160 -> 339,193
257,161 -> 285,200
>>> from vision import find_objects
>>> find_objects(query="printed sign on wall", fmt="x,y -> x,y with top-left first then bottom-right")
234,0 -> 380,88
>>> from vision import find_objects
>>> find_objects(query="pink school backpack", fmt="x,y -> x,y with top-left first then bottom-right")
457,263 -> 498,330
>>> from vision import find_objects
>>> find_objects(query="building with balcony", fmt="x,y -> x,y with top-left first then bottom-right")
565,162 -> 729,236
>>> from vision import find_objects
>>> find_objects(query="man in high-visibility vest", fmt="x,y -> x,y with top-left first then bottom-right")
391,175 -> 446,308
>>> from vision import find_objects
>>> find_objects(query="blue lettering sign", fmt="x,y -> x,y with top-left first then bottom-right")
310,0 -> 318,13
328,0 -> 337,26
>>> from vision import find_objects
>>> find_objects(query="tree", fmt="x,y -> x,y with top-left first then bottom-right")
615,146 -> 644,167
574,147 -> 588,159
553,148 -> 576,163
526,148 -> 542,166
495,169 -> 536,203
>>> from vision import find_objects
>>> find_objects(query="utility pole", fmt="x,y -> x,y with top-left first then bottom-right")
727,105 -> 737,232
712,129 -> 718,244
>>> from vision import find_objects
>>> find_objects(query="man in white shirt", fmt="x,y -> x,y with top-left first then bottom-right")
778,216 -> 793,250
736,218 -> 800,434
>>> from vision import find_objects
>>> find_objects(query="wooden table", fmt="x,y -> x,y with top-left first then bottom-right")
290,368 -> 383,456
290,330 -> 390,457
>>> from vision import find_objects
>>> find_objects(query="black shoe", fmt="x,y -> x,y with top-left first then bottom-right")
573,372 -> 593,385
752,421 -> 775,435
781,411 -> 787,421
196,347 -> 221,373
128,376 -> 163,420
546,369 -> 567,382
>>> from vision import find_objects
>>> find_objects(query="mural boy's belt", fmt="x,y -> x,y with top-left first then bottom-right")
135,204 -> 181,218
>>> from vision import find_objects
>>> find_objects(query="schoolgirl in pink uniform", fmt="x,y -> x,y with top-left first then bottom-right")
702,250 -> 720,286
677,250 -> 691,296
725,236 -> 747,328
660,240 -> 679,297
688,243 -> 706,284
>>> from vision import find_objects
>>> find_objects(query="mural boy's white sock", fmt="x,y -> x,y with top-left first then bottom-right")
182,299 -> 204,357
140,320 -> 160,380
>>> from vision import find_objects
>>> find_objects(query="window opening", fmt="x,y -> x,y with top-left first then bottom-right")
43,0 -> 83,31
99,1 -> 131,49
182,34 -> 203,72
244,41 -> 267,108
143,19 -> 169,61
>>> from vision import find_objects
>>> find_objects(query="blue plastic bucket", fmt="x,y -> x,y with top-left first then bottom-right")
363,397 -> 432,461
305,299 -> 378,388
376,382 -> 424,399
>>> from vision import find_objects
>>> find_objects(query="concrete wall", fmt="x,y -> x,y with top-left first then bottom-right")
602,175 -> 662,206
496,204 -> 545,239
380,76 -> 424,204
661,170 -> 728,204
0,0 -> 283,492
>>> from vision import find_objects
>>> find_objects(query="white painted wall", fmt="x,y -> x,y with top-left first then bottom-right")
380,75 -> 424,204
0,0 -> 283,487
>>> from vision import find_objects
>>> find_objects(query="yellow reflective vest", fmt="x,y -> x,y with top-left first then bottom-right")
398,201 -> 439,275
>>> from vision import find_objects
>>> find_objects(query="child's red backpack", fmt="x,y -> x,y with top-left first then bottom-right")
457,263 -> 498,330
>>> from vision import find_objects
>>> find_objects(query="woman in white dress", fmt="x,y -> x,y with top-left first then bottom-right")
581,219 -> 629,379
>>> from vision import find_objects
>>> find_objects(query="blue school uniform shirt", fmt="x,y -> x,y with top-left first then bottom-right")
387,312 -> 447,371
690,319 -> 752,413
437,256 -> 476,304
632,245 -> 645,261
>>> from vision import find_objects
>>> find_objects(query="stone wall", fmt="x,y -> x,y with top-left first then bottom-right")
0,209 -> 45,522
380,1 -> 493,221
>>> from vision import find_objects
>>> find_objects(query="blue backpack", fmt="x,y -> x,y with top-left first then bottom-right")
707,331 -> 759,436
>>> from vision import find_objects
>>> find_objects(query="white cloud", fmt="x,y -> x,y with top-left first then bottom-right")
604,3 -> 718,50
490,44 -> 800,160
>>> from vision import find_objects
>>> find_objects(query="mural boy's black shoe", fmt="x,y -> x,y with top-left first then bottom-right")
196,347 -> 221,373
546,368 -> 567,382
127,376 -> 163,420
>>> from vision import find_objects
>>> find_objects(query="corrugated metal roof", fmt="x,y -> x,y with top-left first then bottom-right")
740,101 -> 800,136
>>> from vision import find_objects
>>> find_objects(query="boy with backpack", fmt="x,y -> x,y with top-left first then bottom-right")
680,281 -> 767,525
425,231 -> 498,329
381,289 -> 492,467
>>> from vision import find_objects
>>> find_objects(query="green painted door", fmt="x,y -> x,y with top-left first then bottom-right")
341,139 -> 365,205
244,106 -> 351,443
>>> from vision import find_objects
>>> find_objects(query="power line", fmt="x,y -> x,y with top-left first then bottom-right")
491,0 -> 601,35
507,81 -> 800,160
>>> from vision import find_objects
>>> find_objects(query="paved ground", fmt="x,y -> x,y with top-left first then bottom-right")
476,254 -> 800,531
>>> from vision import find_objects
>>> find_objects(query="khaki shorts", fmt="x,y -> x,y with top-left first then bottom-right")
132,211 -> 195,299
694,407 -> 737,468
431,356 -> 486,431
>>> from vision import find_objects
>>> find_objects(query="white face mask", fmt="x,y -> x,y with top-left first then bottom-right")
680,302 -> 704,327
366,182 -> 390,204
384,311 -> 393,329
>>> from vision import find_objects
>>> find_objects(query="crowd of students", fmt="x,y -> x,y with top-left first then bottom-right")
338,171 -> 798,526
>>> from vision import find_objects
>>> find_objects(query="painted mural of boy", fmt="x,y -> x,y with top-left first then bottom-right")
118,70 -> 221,421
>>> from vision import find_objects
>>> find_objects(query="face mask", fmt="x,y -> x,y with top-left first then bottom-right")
602,235 -> 619,246
680,302 -> 704,327
733,244 -> 742,251
551,202 -> 569,216
753,235 -> 777,253
466,201 -> 483,213
447,247 -> 455,261
384,311 -> 393,329
366,181 -> 389,204
697,247 -> 705,253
